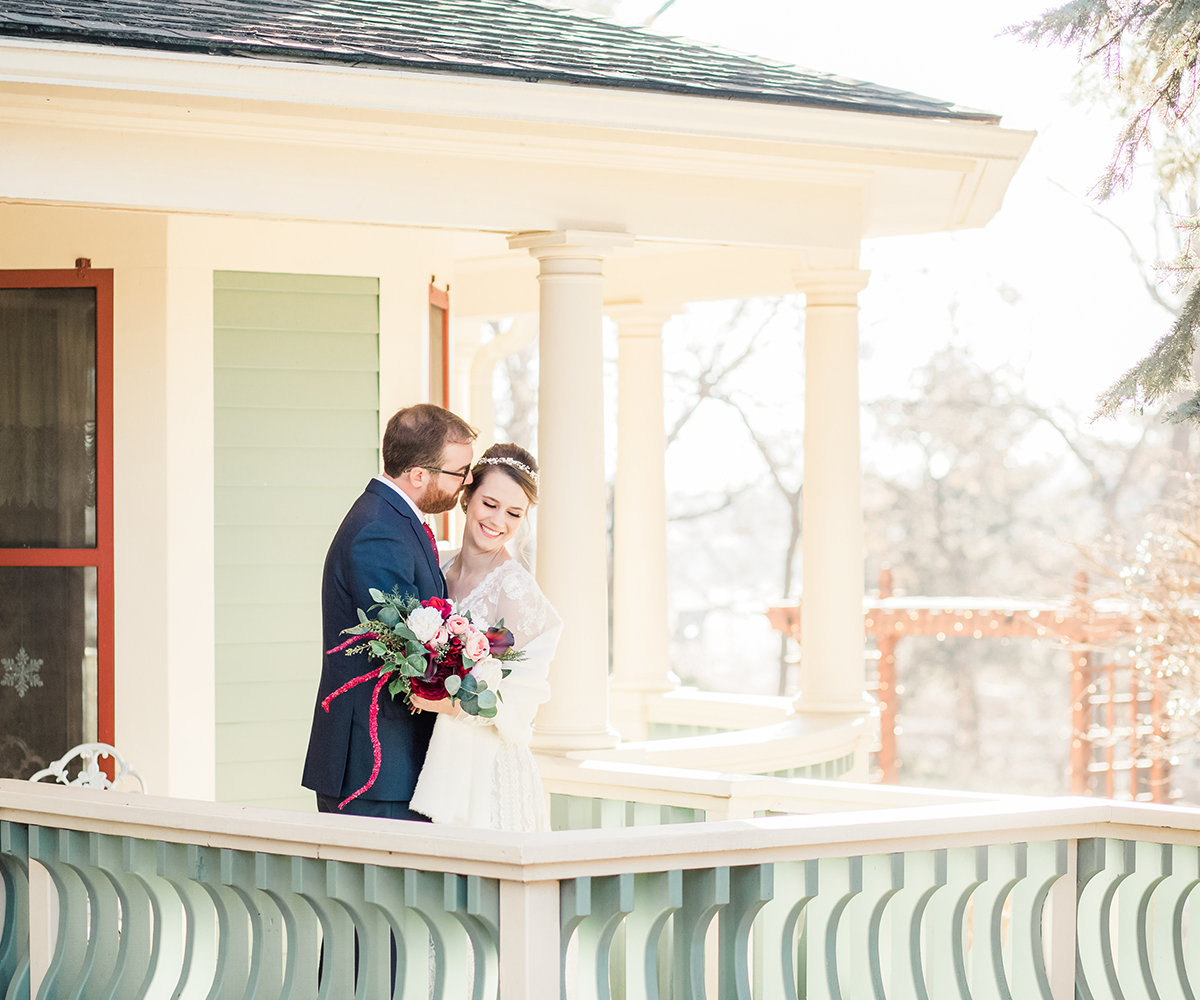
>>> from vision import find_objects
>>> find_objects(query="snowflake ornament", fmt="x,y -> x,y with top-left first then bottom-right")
2,647 -> 44,698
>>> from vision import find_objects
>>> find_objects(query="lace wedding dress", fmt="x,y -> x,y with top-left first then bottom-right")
409,556 -> 561,831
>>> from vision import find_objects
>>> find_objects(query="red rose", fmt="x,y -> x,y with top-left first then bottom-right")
424,596 -> 454,619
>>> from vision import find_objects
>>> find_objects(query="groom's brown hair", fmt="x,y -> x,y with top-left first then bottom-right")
383,404 -> 476,477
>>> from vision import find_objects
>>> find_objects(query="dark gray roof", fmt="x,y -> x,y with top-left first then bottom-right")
0,0 -> 1001,124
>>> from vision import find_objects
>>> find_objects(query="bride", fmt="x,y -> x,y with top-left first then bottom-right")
408,443 -> 559,831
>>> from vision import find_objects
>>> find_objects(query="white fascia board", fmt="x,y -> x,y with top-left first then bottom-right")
0,38 -> 1034,181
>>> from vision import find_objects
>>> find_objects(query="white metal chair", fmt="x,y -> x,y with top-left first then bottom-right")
28,742 -> 148,793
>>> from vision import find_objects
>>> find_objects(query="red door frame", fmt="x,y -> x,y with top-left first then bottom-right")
429,283 -> 452,540
429,283 -> 451,406
0,268 -> 115,746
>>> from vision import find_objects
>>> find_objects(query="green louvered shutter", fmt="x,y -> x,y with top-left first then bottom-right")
214,271 -> 379,809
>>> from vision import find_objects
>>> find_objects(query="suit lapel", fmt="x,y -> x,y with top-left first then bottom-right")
366,479 -> 446,592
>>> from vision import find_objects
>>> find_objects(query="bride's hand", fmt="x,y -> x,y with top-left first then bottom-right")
410,694 -> 463,719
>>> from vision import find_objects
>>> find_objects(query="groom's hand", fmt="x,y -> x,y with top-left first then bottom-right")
410,694 -> 463,719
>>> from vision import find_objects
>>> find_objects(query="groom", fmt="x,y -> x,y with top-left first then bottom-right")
302,404 -> 476,818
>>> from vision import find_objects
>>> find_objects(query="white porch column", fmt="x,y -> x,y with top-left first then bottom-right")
608,303 -> 679,741
795,270 -> 871,714
508,230 -> 633,751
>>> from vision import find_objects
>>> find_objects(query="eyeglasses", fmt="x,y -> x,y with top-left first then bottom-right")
420,466 -> 470,483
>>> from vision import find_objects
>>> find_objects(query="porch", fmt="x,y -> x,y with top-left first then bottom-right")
4,776 -> 1199,999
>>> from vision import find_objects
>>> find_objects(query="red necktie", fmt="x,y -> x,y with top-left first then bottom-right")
422,522 -> 439,561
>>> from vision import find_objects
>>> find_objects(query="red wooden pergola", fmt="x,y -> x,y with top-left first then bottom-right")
767,571 -> 1170,801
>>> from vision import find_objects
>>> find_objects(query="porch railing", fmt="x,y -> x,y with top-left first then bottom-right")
4,779 -> 1200,998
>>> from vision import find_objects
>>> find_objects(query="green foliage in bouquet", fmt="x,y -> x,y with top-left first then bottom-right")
334,586 -> 521,718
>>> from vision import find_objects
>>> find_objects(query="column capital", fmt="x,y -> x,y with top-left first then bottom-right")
606,301 -> 681,334
793,269 -> 870,306
508,229 -> 636,256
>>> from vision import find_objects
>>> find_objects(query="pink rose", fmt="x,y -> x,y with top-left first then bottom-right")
463,630 -> 490,663
471,656 -> 504,689
431,627 -> 449,647
446,615 -> 469,636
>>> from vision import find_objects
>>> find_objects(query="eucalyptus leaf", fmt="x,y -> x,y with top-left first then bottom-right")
461,674 -> 478,694
478,706 -> 497,719
501,668 -> 512,679
444,675 -> 461,696
378,605 -> 400,627
369,587 -> 386,603
356,607 -> 369,625
476,688 -> 497,710
393,624 -> 419,643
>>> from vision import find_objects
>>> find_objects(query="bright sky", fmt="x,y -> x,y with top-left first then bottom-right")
600,0 -> 1174,420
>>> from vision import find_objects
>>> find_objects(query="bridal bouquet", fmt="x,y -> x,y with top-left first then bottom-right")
321,588 -> 524,808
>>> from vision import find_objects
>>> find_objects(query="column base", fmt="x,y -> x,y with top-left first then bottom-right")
791,692 -> 876,715
530,725 -> 621,754
608,685 -> 675,743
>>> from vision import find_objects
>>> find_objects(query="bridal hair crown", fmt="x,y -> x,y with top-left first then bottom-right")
478,456 -> 539,486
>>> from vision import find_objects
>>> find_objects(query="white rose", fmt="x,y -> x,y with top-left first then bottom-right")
407,605 -> 445,644
471,656 -> 504,689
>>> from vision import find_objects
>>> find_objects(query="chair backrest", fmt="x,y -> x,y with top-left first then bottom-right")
28,742 -> 148,793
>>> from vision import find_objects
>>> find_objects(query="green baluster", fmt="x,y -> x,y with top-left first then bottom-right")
568,874 -> 634,1000
220,849 -> 283,1000
189,845 -> 251,1000
86,832 -> 153,1000
158,841 -> 220,1000
1076,838 -> 1136,1000
622,871 -> 681,1000
562,876 -> 591,1000
888,849 -> 947,1000
1150,843 -> 1200,1000
1008,841 -> 1067,1000
54,829 -> 121,1000
402,869 -> 472,999
924,846 -> 987,1000
969,842 -> 1026,1000
0,822 -> 30,1000
752,860 -> 815,1000
1117,841 -> 1172,1000
803,856 -> 861,1000
255,853 -> 318,1000
673,867 -> 729,1000
291,857 -> 354,1000
123,837 -> 187,1000
27,825 -> 89,1000
840,854 -> 903,1000
361,864 -> 429,1000
324,860 -> 391,1000
442,874 -> 500,1000
717,865 -> 772,1000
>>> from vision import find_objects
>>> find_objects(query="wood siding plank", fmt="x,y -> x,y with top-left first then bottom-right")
214,271 -> 379,809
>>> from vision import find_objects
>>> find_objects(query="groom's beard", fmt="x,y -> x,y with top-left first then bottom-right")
418,481 -> 460,515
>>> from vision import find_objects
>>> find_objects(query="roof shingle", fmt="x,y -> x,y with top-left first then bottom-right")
0,0 -> 1001,124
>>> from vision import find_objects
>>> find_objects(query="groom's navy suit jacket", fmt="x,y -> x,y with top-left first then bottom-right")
302,479 -> 442,803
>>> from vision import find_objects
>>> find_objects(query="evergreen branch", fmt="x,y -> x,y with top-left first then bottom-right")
1095,278 -> 1200,418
